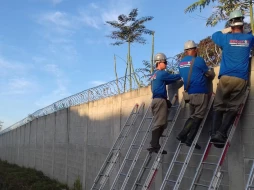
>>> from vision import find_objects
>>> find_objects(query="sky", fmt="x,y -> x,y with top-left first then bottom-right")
0,0 -> 226,129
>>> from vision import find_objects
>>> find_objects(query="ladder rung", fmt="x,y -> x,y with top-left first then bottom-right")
209,142 -> 226,145
126,158 -> 133,161
135,183 -> 142,186
194,183 -> 209,188
120,172 -> 127,176
202,161 -> 217,166
131,144 -> 140,149
174,161 -> 184,165
166,179 -> 176,184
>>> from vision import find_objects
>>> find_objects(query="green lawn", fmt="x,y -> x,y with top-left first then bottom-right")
0,160 -> 71,190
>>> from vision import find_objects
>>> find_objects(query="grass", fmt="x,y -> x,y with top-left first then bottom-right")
0,160 -> 72,190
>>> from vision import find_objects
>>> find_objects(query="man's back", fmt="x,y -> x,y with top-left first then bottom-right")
179,55 -> 209,94
212,32 -> 254,80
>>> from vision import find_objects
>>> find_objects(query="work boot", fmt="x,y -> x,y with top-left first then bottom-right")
210,110 -> 224,140
154,149 -> 167,154
185,117 -> 202,150
148,128 -> 161,149
212,111 -> 237,145
158,127 -> 167,154
147,147 -> 167,154
147,127 -> 167,154
177,118 -> 194,142
213,142 -> 225,149
159,127 -> 165,138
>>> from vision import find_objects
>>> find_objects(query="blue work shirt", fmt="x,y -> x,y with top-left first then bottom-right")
212,31 -> 254,80
179,56 -> 209,94
151,70 -> 181,99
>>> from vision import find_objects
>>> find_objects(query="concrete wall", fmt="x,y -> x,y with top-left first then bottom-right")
0,65 -> 254,190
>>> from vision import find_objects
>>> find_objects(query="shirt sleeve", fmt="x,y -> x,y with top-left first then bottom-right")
251,35 -> 254,47
212,31 -> 225,47
161,71 -> 181,85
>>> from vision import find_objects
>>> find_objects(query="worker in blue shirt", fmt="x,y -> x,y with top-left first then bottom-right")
147,53 -> 182,154
211,10 -> 253,147
177,40 -> 215,149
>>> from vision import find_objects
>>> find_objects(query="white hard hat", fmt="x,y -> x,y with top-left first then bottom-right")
229,10 -> 244,26
154,53 -> 167,64
184,40 -> 197,50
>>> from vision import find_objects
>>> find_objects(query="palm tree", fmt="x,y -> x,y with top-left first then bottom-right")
106,8 -> 154,91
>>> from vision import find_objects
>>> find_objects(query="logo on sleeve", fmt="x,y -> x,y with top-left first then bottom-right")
150,73 -> 157,81
229,40 -> 249,47
179,61 -> 191,68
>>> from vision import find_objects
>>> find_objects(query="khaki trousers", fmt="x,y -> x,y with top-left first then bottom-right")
214,76 -> 247,112
189,94 -> 209,119
151,98 -> 168,131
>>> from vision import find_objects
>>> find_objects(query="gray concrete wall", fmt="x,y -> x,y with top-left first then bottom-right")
0,66 -> 254,190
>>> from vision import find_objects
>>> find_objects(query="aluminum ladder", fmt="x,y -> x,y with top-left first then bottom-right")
110,94 -> 179,190
90,103 -> 144,190
246,161 -> 254,190
132,97 -> 183,190
189,87 -> 250,190
159,93 -> 215,190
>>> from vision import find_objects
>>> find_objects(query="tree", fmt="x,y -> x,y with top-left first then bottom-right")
0,121 -> 3,131
106,8 -> 154,91
185,0 -> 254,32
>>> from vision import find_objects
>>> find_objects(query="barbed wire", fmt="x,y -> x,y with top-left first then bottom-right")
204,42 -> 222,66
0,72 -> 150,135
0,47 -> 222,135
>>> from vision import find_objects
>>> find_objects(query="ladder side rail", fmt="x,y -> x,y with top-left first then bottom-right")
250,163 -> 254,188
117,103 -> 145,151
99,152 -> 120,188
246,162 -> 254,190
91,104 -> 140,190
215,172 -> 223,190
119,113 -> 155,190
130,94 -> 179,190
142,98 -> 183,190
119,94 -> 179,190
131,153 -> 152,190
209,88 -> 250,189
100,104 -> 143,188
189,141 -> 212,189
99,104 -> 145,188
172,94 -> 215,190
110,104 -> 153,190
159,142 -> 182,190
